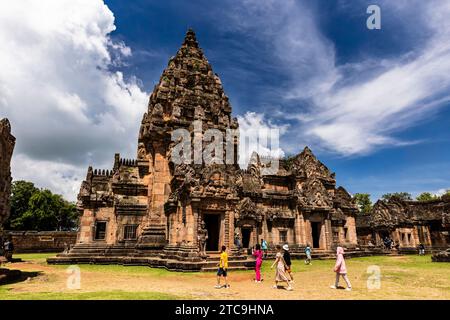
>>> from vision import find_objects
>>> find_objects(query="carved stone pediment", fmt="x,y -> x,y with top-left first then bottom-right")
289,147 -> 335,181
334,186 -> 358,211
303,178 -> 332,208
235,197 -> 262,222
370,200 -> 398,229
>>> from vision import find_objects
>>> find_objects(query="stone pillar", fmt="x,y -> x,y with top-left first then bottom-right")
324,219 -> 332,250
192,205 -> 199,248
294,210 -> 302,245
225,210 -> 232,249
412,226 -> 421,247
137,142 -> 170,249
345,216 -> 358,245
424,226 -> 432,246
305,219 -> 312,247
0,118 -> 15,231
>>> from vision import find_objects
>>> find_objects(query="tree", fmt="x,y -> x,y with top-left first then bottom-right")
5,180 -> 39,229
353,193 -> 373,214
416,192 -> 437,202
381,192 -> 412,201
5,180 -> 79,231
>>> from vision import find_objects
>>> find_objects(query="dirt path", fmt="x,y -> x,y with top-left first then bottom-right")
2,255 -> 450,300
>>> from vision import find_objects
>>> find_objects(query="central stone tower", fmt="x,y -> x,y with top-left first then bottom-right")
136,29 -> 239,251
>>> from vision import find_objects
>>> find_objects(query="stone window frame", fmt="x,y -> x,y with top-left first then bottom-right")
94,221 -> 107,241
279,229 -> 288,243
123,224 -> 138,240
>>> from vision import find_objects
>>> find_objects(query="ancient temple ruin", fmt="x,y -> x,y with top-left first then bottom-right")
0,118 -> 15,231
48,30 -> 359,270
357,197 -> 450,251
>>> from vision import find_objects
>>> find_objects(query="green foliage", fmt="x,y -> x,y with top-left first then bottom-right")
5,180 -> 79,231
353,193 -> 373,214
416,192 -> 438,201
381,192 -> 413,201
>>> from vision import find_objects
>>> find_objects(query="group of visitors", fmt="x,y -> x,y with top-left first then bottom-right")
215,241 -> 352,292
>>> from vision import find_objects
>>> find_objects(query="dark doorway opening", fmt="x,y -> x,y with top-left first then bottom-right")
204,214 -> 220,252
311,222 -> 321,248
241,228 -> 251,248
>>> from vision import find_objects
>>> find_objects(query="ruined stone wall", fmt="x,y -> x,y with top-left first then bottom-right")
5,231 -> 77,253
0,118 -> 15,229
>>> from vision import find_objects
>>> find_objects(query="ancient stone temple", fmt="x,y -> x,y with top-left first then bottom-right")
357,197 -> 450,251
48,30 -> 358,270
0,118 -> 15,231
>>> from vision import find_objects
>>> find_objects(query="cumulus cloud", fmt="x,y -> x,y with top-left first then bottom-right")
0,0 -> 148,200
223,0 -> 450,156
237,112 -> 288,168
303,0 -> 450,155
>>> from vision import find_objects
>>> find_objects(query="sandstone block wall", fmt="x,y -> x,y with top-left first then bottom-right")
4,231 -> 77,253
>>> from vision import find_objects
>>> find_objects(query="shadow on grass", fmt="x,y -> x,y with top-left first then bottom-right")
0,268 -> 42,286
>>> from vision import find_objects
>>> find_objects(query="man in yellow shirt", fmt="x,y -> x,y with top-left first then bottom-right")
215,245 -> 229,288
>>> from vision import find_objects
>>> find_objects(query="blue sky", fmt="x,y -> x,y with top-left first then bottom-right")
104,0 -> 450,200
1,0 -> 449,201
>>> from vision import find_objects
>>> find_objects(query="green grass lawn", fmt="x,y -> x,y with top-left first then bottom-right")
2,253 -> 449,300
0,288 -> 179,300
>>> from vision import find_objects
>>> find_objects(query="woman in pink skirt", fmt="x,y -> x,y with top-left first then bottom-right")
252,244 -> 263,282
271,245 -> 293,291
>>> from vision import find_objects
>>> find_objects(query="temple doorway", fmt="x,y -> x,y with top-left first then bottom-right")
241,228 -> 251,249
311,222 -> 321,248
204,214 -> 220,252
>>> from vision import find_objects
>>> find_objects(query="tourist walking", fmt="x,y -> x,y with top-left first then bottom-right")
271,245 -> 293,291
261,239 -> 268,258
252,244 -> 263,282
330,246 -> 352,291
283,244 -> 294,282
304,243 -> 312,265
215,246 -> 229,289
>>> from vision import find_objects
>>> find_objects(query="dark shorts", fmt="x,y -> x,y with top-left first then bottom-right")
217,268 -> 227,277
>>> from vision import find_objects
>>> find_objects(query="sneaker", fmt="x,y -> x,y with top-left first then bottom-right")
214,285 -> 222,289
272,285 -> 278,289
330,285 -> 337,289
287,286 -> 293,291
345,287 -> 352,291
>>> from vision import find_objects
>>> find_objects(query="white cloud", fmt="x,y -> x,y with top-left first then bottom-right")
237,112 -> 288,168
11,154 -> 85,202
434,188 -> 450,197
0,0 -> 148,201
225,0 -> 338,100
305,0 -> 450,155
225,0 -> 450,156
